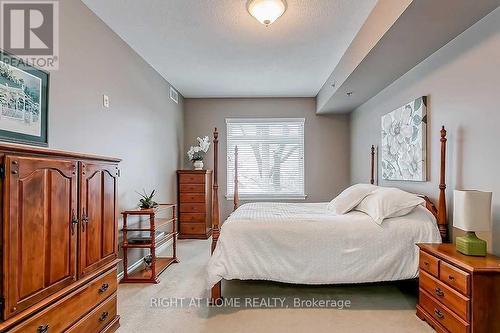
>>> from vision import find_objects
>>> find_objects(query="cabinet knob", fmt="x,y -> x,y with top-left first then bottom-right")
434,308 -> 444,319
98,283 -> 109,294
37,324 -> 49,333
99,311 -> 109,322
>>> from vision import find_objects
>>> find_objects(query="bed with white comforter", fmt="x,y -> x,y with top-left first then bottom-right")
207,202 -> 442,288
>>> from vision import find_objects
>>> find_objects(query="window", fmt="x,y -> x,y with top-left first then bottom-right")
226,118 -> 305,200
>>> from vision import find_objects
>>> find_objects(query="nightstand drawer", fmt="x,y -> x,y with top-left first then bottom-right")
420,250 -> 440,278
439,261 -> 470,295
420,270 -> 470,321
419,289 -> 469,333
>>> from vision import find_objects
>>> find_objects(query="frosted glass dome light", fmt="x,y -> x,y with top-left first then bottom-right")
247,0 -> 287,26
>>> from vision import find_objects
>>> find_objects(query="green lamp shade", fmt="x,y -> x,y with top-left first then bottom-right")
453,190 -> 492,257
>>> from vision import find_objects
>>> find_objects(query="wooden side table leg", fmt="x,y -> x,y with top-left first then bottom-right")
150,213 -> 158,283
173,205 -> 178,263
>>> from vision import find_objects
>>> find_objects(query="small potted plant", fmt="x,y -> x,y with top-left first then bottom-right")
187,136 -> 210,170
137,189 -> 158,209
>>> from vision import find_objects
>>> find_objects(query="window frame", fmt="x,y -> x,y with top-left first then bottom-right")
225,117 -> 306,201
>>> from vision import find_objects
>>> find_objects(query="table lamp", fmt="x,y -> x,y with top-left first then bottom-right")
453,190 -> 492,256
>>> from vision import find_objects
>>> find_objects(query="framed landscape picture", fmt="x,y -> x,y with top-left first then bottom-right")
0,51 -> 49,146
381,96 -> 427,181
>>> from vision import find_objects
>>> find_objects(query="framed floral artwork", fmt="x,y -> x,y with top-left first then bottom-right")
381,96 -> 427,181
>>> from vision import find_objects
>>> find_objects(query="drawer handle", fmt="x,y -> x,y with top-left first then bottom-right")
99,311 -> 109,322
71,209 -> 79,235
434,287 -> 444,297
98,283 -> 109,293
37,324 -> 49,333
434,309 -> 444,320
81,208 -> 89,232
448,275 -> 455,281
424,261 -> 429,266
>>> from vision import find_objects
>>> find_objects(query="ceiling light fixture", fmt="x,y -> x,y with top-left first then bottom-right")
247,0 -> 287,27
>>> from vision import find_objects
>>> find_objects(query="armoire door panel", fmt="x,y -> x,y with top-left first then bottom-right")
3,156 -> 77,319
102,171 -> 117,257
79,163 -> 118,277
85,170 -> 103,268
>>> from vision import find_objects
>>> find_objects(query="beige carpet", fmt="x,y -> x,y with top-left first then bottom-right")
117,239 -> 432,333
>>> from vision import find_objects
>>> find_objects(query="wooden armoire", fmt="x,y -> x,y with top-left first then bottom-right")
0,144 -> 120,332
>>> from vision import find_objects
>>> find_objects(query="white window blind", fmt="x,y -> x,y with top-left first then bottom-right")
226,118 -> 305,200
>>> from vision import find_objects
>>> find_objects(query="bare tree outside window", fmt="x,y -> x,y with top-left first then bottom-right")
226,119 -> 305,199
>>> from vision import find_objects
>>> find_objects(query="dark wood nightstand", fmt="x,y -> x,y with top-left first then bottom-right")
416,243 -> 500,333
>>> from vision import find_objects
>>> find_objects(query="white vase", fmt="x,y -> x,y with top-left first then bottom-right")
193,160 -> 204,170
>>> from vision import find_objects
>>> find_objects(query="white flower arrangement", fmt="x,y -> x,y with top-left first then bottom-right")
187,136 -> 210,161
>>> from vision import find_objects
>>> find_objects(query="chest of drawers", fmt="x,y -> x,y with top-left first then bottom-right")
417,244 -> 500,333
177,170 -> 213,239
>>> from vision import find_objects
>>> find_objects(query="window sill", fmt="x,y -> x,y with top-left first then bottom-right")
225,195 -> 308,201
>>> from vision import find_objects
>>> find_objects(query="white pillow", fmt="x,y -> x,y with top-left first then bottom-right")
327,184 -> 378,215
355,187 -> 424,225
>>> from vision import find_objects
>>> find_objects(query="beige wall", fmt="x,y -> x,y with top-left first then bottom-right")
350,8 -> 500,255
48,0 -> 184,270
184,98 -> 350,221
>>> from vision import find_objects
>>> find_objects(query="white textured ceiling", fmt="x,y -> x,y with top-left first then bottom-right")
82,0 -> 377,98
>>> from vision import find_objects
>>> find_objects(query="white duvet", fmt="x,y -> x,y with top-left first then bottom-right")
207,202 -> 442,288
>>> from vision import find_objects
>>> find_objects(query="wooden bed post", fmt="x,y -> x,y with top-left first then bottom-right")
437,126 -> 448,241
233,146 -> 239,211
370,145 -> 375,185
211,128 -> 222,303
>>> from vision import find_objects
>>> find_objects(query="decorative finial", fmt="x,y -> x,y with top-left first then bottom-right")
440,126 -> 447,141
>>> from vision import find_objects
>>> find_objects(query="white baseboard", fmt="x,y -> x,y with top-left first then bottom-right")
117,237 -> 174,281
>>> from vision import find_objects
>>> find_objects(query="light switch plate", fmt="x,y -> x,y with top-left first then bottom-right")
103,94 -> 110,108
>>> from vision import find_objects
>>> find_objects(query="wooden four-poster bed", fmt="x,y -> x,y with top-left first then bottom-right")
209,126 -> 449,303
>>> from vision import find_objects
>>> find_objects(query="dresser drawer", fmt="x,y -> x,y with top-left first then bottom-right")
180,193 -> 206,203
179,174 -> 206,184
419,270 -> 470,321
67,294 -> 117,333
180,184 -> 205,193
180,203 -> 206,213
10,268 -> 117,332
420,250 -> 440,278
419,289 -> 469,333
179,184 -> 205,193
180,223 -> 206,235
417,305 -> 450,333
180,213 -> 206,223
439,261 -> 470,295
